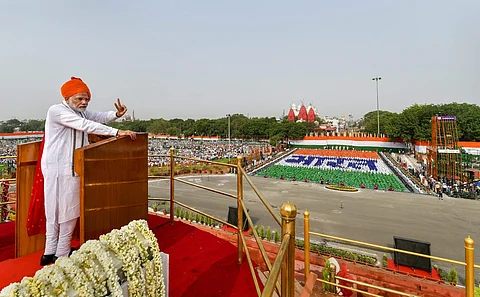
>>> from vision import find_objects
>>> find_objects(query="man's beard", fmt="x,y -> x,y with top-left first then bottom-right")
68,101 -> 87,113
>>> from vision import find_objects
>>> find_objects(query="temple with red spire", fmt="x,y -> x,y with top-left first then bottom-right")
286,103 -> 319,122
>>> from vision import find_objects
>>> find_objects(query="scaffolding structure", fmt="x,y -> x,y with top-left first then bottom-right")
427,116 -> 462,181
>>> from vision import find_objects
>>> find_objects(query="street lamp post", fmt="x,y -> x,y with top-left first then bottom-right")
226,114 -> 231,163
372,77 -> 381,137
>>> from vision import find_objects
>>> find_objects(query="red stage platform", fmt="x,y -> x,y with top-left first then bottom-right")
0,215 -> 259,297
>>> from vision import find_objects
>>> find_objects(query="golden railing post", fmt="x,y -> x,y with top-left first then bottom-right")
329,263 -> 337,293
169,147 -> 175,225
281,201 -> 297,297
465,236 -> 475,297
304,209 -> 310,280
237,155 -> 244,264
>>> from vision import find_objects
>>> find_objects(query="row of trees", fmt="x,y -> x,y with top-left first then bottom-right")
360,103 -> 480,141
2,102 -> 479,142
108,114 -> 311,142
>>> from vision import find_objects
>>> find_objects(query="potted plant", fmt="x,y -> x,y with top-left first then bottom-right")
266,227 -> 272,241
151,202 -> 160,212
274,231 -> 280,243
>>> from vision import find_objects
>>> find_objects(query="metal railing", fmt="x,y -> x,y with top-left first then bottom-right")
148,148 -> 298,297
304,211 -> 478,297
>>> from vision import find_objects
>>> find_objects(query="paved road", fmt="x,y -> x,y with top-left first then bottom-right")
148,175 -> 480,278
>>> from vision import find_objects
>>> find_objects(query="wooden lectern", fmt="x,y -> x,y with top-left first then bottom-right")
16,134 -> 148,257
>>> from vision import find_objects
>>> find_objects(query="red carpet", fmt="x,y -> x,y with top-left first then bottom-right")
151,216 -> 260,297
387,259 -> 441,281
0,221 -> 15,262
0,215 -> 260,296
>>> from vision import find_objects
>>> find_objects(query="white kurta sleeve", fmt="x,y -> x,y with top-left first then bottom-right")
51,106 -> 118,136
84,110 -> 118,123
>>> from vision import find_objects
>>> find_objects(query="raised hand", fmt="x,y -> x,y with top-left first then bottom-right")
114,98 -> 128,117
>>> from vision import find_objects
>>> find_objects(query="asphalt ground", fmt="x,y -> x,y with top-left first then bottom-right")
148,174 -> 480,280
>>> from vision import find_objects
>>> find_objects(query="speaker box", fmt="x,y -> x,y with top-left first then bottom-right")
227,206 -> 249,231
393,236 -> 432,272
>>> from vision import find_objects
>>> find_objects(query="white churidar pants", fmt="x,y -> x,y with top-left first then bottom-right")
43,163 -> 81,258
45,217 -> 77,257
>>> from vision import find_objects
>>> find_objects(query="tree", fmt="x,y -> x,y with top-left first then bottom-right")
182,119 -> 196,136
269,134 -> 282,146
0,119 -> 24,133
193,119 -> 210,136
286,122 -> 308,140
361,110 -> 398,135
21,119 -> 45,132
372,102 -> 480,141
167,126 -> 181,137
147,119 -> 170,134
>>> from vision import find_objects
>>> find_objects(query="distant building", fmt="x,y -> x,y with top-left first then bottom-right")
115,112 -> 134,122
322,115 -> 349,133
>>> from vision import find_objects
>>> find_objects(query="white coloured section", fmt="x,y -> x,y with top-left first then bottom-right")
462,148 -> 480,155
277,154 -> 393,174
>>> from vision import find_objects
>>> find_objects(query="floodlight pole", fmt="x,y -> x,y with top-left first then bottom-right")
372,77 -> 382,137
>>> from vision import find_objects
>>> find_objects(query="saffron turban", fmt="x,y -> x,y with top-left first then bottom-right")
60,77 -> 91,99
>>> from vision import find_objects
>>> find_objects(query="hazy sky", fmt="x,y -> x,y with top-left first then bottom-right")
1,1 -> 479,121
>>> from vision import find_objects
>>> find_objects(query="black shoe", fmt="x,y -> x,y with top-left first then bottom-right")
40,254 -> 55,266
69,248 -> 77,256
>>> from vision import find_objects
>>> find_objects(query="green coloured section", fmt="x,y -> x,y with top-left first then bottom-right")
257,165 -> 406,191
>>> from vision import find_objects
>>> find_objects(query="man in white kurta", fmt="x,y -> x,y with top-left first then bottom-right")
41,77 -> 136,265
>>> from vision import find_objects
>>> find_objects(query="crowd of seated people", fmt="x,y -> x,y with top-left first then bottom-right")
147,138 -> 286,174
0,138 -> 43,157
0,138 -> 43,177
1,137 -> 277,176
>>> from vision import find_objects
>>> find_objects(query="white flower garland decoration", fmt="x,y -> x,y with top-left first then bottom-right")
33,264 -> 70,296
0,283 -> 18,297
0,219 -> 165,297
17,277 -> 37,296
55,256 -> 95,297
100,228 -> 146,297
121,224 -> 156,296
80,240 -> 123,297
70,246 -> 108,296
130,220 -> 165,297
